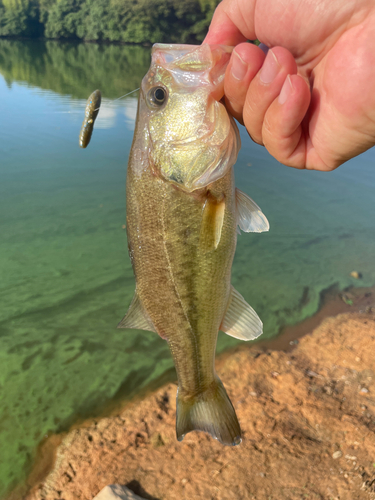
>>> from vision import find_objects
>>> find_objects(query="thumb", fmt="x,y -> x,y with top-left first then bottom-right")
203,0 -> 257,46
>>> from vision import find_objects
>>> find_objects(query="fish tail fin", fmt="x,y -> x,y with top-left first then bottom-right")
176,376 -> 241,446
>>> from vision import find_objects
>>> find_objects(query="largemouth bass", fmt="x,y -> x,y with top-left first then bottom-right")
119,44 -> 269,446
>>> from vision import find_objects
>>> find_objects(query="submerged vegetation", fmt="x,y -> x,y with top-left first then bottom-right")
0,0 -> 219,43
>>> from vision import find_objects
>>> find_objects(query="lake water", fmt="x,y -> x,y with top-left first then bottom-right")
0,39 -> 374,498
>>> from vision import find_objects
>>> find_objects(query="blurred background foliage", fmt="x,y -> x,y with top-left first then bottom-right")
0,0 -> 220,43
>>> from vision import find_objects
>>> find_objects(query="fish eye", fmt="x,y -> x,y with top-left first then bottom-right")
147,86 -> 168,108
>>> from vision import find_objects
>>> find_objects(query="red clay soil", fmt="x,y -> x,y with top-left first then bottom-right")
21,306 -> 375,500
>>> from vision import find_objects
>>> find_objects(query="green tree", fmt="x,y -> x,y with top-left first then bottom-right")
0,0 -> 220,42
44,0 -> 84,38
39,0 -> 55,24
119,0 -> 219,44
0,0 -> 42,36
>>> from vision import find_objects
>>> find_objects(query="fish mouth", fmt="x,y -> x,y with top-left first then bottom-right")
151,43 -> 233,96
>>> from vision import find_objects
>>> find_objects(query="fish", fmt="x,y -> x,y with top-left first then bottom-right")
119,44 -> 269,446
79,89 -> 101,148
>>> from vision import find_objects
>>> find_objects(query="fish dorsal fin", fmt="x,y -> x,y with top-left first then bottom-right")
117,291 -> 156,332
200,194 -> 225,252
236,188 -> 269,233
220,286 -> 263,340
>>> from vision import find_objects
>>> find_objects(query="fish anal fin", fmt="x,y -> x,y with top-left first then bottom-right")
200,194 -> 225,252
236,188 -> 269,233
220,286 -> 263,340
117,291 -> 156,332
176,376 -> 241,446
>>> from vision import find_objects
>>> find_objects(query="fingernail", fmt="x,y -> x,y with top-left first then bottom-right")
231,51 -> 248,81
278,75 -> 294,104
260,49 -> 280,84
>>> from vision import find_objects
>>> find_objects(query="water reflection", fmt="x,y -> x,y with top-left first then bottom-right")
0,39 -> 149,99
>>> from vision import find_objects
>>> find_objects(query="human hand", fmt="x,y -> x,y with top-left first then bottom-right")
204,0 -> 375,170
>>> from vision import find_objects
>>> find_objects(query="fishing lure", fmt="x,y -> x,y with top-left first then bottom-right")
79,89 -> 101,148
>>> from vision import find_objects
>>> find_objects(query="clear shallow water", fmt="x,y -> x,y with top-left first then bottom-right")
0,39 -> 374,497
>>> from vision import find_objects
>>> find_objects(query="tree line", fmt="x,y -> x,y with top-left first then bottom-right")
0,0 -> 220,43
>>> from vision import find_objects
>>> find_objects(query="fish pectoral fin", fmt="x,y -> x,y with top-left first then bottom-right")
117,291 -> 156,332
200,194 -> 225,252
236,188 -> 269,233
220,286 -> 263,340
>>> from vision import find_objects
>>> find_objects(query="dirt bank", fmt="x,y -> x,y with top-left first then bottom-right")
21,295 -> 375,500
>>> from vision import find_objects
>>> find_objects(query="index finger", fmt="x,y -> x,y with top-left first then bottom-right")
203,0 -> 256,46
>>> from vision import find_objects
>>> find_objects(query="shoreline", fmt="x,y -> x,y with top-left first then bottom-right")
7,284 -> 375,500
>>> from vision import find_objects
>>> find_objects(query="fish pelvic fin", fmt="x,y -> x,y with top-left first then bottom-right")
117,290 -> 156,332
176,376 -> 241,446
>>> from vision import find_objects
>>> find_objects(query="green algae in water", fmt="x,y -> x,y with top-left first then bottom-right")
0,39 -> 375,498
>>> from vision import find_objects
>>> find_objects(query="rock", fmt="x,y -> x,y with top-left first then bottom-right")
93,485 -> 145,500
306,370 -> 321,378
332,451 -> 342,459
